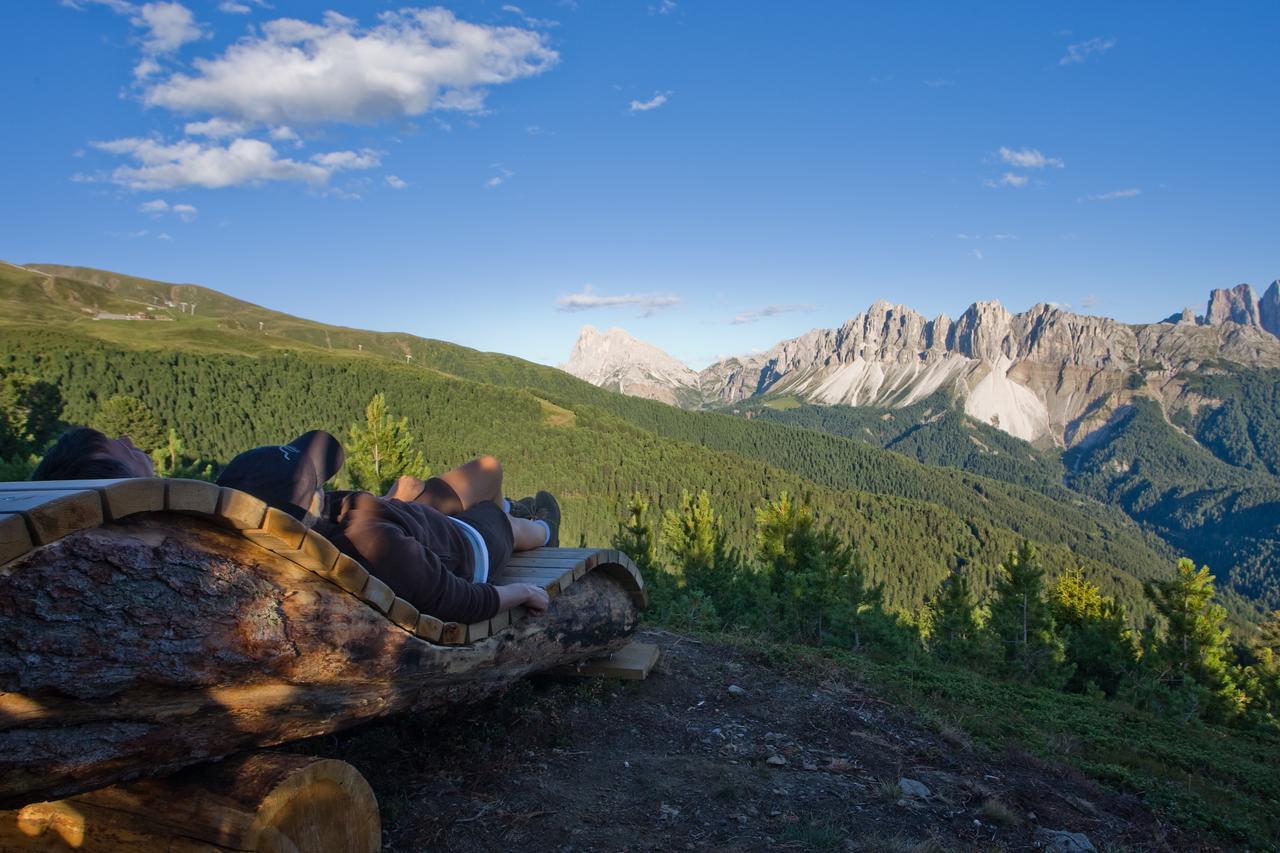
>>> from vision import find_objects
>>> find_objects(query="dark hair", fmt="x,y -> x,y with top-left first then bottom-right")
31,427 -> 135,481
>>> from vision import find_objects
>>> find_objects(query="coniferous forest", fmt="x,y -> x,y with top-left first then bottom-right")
2,263 -> 1278,846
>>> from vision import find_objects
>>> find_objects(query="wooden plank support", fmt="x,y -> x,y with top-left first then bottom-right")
241,507 -> 308,551
165,478 -> 221,515
440,622 -> 467,645
329,554 -> 371,596
0,490 -> 103,545
0,513 -> 33,566
549,641 -> 661,681
215,487 -> 267,531
358,575 -> 394,614
274,529 -> 340,575
387,597 -> 420,633
467,620 -> 490,643
415,613 -> 445,642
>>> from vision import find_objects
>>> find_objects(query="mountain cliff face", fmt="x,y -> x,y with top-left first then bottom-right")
563,282 -> 1280,446
561,325 -> 701,407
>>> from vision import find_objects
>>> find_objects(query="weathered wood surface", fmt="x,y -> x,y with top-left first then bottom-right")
0,751 -> 380,852
0,512 -> 641,809
550,641 -> 662,681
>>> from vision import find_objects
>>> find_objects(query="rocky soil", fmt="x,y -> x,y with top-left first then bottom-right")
296,630 -> 1192,852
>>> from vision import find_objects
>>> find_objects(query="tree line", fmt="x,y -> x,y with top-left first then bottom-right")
614,487 -> 1280,731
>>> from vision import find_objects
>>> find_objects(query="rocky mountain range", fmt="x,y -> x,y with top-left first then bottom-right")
563,281 -> 1280,446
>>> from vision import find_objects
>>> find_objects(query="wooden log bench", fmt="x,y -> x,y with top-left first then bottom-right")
0,478 -> 648,821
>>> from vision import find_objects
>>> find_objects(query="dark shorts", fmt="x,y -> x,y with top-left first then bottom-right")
452,500 -> 514,576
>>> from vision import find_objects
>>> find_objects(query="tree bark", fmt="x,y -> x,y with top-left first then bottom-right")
0,515 -> 639,808
0,751 -> 379,852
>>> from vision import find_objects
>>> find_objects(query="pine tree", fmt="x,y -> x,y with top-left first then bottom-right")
90,394 -> 165,452
661,489 -> 724,587
1144,558 -> 1244,721
1052,566 -> 1136,697
345,393 -> 429,493
613,492 -> 659,578
924,567 -> 980,665
986,541 -> 1069,686
0,371 -> 61,462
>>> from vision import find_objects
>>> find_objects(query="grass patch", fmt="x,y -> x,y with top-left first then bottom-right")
762,396 -> 802,410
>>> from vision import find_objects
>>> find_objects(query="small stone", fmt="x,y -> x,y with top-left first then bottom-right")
728,684 -> 747,696
766,754 -> 788,767
1036,829 -> 1097,853
898,778 -> 930,799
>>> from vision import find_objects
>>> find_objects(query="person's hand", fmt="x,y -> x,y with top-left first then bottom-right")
521,583 -> 550,616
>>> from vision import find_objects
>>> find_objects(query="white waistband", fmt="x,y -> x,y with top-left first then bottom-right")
447,516 -> 489,583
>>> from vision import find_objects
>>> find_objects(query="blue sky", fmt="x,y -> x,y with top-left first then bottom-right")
2,1 -> 1277,367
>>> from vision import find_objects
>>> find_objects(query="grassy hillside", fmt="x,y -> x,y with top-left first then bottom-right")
0,262 -> 1185,619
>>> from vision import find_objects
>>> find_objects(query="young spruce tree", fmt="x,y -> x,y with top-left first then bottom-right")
346,392 -> 429,494
924,567 -> 981,665
1052,566 -> 1136,697
986,541 -> 1069,687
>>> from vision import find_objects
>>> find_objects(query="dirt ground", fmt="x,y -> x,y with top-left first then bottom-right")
296,629 -> 1181,852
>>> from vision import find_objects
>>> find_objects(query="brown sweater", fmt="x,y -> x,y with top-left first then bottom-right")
315,490 -> 500,624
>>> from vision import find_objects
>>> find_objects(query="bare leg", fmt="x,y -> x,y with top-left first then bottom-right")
508,514 -> 549,551
386,455 -> 503,514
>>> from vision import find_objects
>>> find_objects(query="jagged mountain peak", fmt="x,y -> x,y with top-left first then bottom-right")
562,324 -> 700,407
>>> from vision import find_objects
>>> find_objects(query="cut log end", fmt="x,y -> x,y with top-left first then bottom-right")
0,752 -> 380,853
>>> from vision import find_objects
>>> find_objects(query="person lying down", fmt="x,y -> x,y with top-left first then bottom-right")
31,427 -> 560,624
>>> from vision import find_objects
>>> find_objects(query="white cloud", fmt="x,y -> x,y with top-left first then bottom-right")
385,174 -> 408,189
133,57 -> 162,78
139,199 -> 169,213
184,117 -> 249,137
157,232 -> 173,241
485,175 -> 505,188
172,203 -> 198,221
972,249 -> 984,260
1060,37 -> 1116,66
310,148 -> 381,170
267,126 -> 299,143
997,146 -> 1063,169
629,91 -> 670,112
650,0 -> 676,14
556,284 -> 680,316
955,233 -> 1017,240
92,136 -> 378,189
985,172 -> 1029,189
218,1 -> 251,12
133,1 -> 202,53
142,8 -> 558,125
731,304 -> 814,325
1078,188 -> 1142,202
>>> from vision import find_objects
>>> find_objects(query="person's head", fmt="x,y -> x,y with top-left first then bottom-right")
31,427 -> 156,481
215,431 -> 344,524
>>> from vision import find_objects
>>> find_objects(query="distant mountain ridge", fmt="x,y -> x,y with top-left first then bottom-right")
564,280 -> 1280,446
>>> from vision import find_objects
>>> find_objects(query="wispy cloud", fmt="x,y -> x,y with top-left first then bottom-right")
629,91 -> 671,112
972,249 -> 984,260
557,284 -> 680,317
91,136 -> 380,189
183,117 -> 249,138
218,1 -> 251,12
998,147 -> 1063,169
1060,37 -> 1116,66
501,4 -> 558,28
138,198 -> 199,220
956,233 -> 1017,240
484,164 -> 514,189
650,0 -> 677,14
66,0 -> 205,76
985,172 -> 1029,189
385,174 -> 407,189
1078,188 -> 1141,202
731,304 -> 814,325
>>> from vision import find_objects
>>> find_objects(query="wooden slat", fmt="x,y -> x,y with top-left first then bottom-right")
166,478 -> 220,515
550,641 -> 660,681
330,554 -> 370,596
0,490 -> 103,545
387,598 -> 420,632
488,608 -> 510,635
415,614 -> 445,642
467,620 -> 490,642
99,479 -> 165,520
241,507 -> 308,552
358,575 -> 394,614
274,530 -> 340,575
440,622 -> 466,644
500,556 -> 584,569
215,488 -> 267,531
0,513 -> 33,565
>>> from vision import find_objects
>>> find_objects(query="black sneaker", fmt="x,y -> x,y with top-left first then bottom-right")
508,495 -> 536,519
533,490 -> 560,547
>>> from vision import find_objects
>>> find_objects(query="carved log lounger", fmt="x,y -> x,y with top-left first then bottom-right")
0,478 -> 647,812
